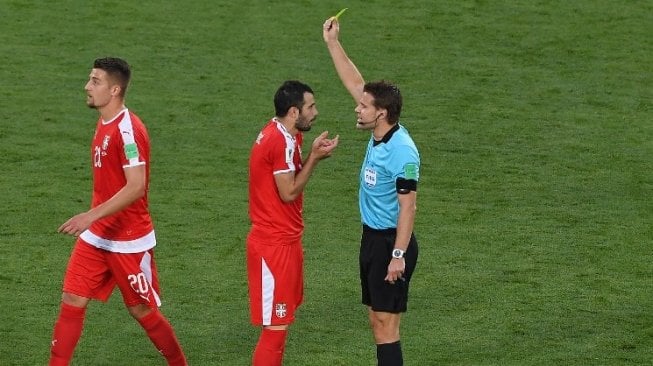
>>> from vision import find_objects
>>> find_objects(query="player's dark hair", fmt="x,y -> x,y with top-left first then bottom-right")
93,57 -> 131,97
274,80 -> 314,117
364,81 -> 402,124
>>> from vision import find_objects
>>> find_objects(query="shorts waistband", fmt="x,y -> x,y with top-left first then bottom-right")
362,224 -> 397,235
248,227 -> 302,245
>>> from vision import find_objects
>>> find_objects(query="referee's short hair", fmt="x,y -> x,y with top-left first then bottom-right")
364,81 -> 402,124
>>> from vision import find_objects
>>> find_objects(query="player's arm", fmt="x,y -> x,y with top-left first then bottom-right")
274,155 -> 319,203
275,131 -> 339,202
323,18 -> 365,103
58,165 -> 146,236
385,184 -> 417,283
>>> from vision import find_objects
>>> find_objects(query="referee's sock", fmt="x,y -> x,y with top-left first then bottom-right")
376,340 -> 403,366
253,328 -> 288,366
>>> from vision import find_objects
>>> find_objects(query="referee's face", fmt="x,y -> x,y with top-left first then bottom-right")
295,92 -> 318,132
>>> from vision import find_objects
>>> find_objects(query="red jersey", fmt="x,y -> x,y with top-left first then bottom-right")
248,118 -> 304,243
79,109 -> 155,253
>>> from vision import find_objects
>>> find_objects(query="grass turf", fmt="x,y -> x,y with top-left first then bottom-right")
0,0 -> 651,365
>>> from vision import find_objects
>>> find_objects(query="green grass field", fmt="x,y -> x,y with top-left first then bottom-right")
1,0 -> 651,365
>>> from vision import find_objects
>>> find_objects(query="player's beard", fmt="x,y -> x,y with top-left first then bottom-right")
295,113 -> 314,132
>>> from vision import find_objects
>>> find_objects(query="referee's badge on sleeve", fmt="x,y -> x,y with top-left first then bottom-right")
404,163 -> 419,180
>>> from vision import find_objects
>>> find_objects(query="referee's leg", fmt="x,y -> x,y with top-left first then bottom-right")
369,309 -> 403,366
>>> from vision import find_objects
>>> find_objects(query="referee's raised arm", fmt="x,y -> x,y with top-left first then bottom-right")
323,17 -> 365,103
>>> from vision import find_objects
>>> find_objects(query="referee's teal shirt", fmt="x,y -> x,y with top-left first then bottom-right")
359,124 -> 420,230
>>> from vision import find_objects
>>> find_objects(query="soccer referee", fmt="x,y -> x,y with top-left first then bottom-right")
323,17 -> 421,366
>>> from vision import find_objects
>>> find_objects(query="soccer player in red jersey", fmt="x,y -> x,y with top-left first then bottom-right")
49,57 -> 187,366
247,80 -> 339,365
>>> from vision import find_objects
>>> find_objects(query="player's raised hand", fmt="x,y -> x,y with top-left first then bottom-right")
311,131 -> 339,159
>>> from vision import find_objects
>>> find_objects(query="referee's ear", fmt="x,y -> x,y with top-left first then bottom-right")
378,110 -> 387,122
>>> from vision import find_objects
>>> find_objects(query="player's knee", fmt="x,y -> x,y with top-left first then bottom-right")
62,292 -> 90,308
127,303 -> 153,319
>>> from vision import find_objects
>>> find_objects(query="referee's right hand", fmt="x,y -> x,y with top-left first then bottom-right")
385,258 -> 405,284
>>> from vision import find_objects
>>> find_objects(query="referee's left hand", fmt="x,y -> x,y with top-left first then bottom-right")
385,258 -> 405,284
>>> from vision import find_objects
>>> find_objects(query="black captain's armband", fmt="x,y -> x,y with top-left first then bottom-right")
396,177 -> 417,194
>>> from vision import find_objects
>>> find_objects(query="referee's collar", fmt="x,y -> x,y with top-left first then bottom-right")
373,124 -> 400,146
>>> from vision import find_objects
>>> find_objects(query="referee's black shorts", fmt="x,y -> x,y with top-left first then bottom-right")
359,225 -> 418,313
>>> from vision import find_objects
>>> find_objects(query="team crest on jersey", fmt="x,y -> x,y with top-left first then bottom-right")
102,135 -> 110,151
275,303 -> 287,318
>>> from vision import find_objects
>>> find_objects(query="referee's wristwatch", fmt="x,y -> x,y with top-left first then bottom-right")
392,248 -> 405,259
